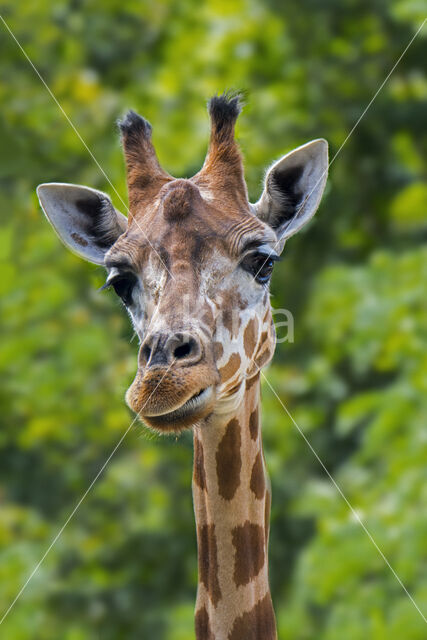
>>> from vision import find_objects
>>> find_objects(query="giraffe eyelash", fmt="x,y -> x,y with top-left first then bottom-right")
101,272 -> 138,306
240,251 -> 280,284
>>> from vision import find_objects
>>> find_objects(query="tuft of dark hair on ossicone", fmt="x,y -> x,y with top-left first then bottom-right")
117,110 -> 152,140
207,91 -> 244,140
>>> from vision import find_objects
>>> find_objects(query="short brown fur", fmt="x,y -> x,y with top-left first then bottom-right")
250,452 -> 266,500
216,418 -> 242,501
228,593 -> 276,640
232,521 -> 265,587
197,524 -> 222,607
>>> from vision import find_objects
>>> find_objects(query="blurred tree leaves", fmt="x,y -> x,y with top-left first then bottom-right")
0,0 -> 426,638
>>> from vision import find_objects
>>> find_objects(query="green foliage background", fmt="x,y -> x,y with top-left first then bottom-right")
1,1 -> 426,638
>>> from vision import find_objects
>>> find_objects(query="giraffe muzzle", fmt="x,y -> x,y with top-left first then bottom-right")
126,335 -> 219,432
139,331 -> 203,369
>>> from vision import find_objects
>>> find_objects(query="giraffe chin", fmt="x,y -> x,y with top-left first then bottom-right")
140,386 -> 216,432
126,363 -> 219,433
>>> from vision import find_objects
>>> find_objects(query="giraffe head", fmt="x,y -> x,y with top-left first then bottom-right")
37,94 -> 328,433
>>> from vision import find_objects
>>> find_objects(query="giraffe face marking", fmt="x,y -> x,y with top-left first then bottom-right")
228,593 -> 276,640
197,524 -> 222,607
213,341 -> 223,361
216,418 -> 242,500
218,352 -> 242,384
243,317 -> 258,358
232,520 -> 265,587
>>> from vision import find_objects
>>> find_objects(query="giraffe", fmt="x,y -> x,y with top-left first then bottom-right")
37,93 -> 328,639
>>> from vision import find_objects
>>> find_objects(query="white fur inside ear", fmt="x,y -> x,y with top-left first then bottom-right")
253,139 -> 328,247
37,183 -> 127,265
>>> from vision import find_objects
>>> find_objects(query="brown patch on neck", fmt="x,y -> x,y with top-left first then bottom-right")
250,452 -> 266,500
228,592 -> 277,640
197,524 -> 222,607
264,489 -> 271,545
219,353 -> 241,383
243,317 -> 258,359
216,418 -> 242,500
195,606 -> 215,640
232,521 -> 265,587
245,373 -> 260,391
194,436 -> 207,491
248,407 -> 259,441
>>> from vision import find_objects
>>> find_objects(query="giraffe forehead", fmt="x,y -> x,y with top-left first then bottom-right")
110,226 -> 263,285
121,178 -> 275,262
106,190 -> 276,322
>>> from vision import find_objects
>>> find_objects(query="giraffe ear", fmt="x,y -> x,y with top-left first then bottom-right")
37,183 -> 127,265
252,139 -> 328,252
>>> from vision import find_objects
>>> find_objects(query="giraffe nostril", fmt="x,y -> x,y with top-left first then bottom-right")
142,344 -> 152,362
141,332 -> 202,367
174,342 -> 192,360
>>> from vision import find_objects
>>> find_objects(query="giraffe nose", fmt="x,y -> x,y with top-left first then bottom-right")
139,332 -> 203,368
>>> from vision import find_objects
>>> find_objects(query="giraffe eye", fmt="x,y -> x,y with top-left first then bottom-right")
107,274 -> 137,306
241,252 -> 278,284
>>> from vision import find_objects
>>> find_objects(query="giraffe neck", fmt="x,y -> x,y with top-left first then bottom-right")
192,374 -> 277,640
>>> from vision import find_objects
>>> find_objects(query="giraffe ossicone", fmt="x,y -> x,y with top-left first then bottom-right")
37,93 -> 328,639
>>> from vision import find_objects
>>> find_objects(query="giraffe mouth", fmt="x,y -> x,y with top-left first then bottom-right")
142,386 -> 215,429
